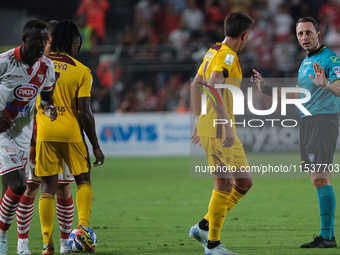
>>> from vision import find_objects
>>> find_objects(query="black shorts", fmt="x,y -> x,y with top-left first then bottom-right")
300,114 -> 339,171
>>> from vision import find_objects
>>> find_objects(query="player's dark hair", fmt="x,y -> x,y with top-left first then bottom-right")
22,20 -> 47,35
46,20 -> 59,36
51,19 -> 82,54
224,12 -> 254,38
296,17 -> 319,32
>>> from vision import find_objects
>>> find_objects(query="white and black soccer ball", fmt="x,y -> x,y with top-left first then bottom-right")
68,227 -> 97,252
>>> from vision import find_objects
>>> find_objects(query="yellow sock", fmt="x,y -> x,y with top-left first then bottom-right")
203,186 -> 247,229
204,212 -> 209,221
76,182 -> 93,227
227,185 -> 247,212
39,193 -> 55,245
208,189 -> 231,241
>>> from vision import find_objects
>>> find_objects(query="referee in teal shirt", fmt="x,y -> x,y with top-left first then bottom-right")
252,17 -> 340,248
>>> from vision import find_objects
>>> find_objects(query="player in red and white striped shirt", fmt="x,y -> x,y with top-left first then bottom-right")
0,19 -> 56,255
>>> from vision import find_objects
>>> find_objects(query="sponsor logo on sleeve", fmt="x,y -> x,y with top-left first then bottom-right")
331,56 -> 339,63
333,66 -> 340,78
224,54 -> 234,65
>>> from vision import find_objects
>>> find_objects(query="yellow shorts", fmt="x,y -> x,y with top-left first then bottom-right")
200,135 -> 249,169
35,140 -> 90,177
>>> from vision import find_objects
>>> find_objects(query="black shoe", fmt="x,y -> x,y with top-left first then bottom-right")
300,235 -> 337,248
332,237 -> 337,247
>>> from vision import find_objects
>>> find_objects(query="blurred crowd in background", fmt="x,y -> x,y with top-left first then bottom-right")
8,0 -> 340,113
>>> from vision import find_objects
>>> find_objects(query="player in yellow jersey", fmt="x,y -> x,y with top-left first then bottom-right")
35,20 -> 104,255
190,12 -> 254,255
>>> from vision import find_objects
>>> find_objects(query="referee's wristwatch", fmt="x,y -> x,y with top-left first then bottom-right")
323,80 -> 331,90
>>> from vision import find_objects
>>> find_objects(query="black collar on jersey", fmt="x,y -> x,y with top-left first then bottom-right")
307,44 -> 326,58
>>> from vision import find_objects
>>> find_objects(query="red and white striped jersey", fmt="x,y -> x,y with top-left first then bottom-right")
0,45 -> 55,150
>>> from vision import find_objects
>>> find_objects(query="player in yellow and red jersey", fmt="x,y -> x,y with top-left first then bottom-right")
190,12 -> 254,255
35,20 -> 104,255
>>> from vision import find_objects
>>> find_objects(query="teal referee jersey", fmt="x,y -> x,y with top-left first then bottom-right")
297,45 -> 340,118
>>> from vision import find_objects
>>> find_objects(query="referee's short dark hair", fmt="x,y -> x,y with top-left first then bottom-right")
296,17 -> 319,32
224,12 -> 255,38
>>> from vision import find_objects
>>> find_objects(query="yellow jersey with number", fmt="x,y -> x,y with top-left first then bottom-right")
197,43 -> 242,138
36,52 -> 93,142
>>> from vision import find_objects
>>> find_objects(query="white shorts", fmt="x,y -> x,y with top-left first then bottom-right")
0,140 -> 29,175
27,161 -> 75,184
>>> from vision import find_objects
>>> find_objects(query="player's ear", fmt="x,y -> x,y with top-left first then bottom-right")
241,31 -> 247,41
318,33 -> 320,40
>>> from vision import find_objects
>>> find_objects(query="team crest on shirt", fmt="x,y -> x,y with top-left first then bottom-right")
333,66 -> 340,78
309,153 -> 315,162
37,74 -> 44,83
13,84 -> 38,101
10,155 -> 18,164
224,54 -> 234,65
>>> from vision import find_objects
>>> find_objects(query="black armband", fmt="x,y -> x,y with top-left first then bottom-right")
262,86 -> 273,97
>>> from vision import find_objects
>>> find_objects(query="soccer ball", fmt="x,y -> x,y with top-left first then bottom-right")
68,227 -> 97,252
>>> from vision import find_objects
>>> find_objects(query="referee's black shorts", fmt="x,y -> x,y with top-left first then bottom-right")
300,114 -> 339,171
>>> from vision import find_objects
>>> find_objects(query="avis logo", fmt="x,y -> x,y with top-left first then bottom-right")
13,84 -> 38,101
100,124 -> 157,142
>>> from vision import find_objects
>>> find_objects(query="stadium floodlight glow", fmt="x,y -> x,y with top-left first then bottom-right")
200,84 -> 312,116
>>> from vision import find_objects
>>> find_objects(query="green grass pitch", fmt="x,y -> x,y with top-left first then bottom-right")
3,152 -> 340,254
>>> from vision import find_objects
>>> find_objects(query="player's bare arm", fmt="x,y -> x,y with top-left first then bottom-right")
40,90 -> 57,121
190,71 -> 235,147
208,71 -> 234,148
190,71 -> 235,148
30,121 -> 36,164
190,73 -> 203,145
78,97 -> 105,166
251,69 -> 300,99
310,62 -> 340,97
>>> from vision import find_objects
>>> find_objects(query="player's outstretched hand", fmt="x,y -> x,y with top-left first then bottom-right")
251,69 -> 267,91
93,147 -> 105,167
221,123 -> 234,148
309,62 -> 327,88
190,123 -> 201,146
0,111 -> 12,133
